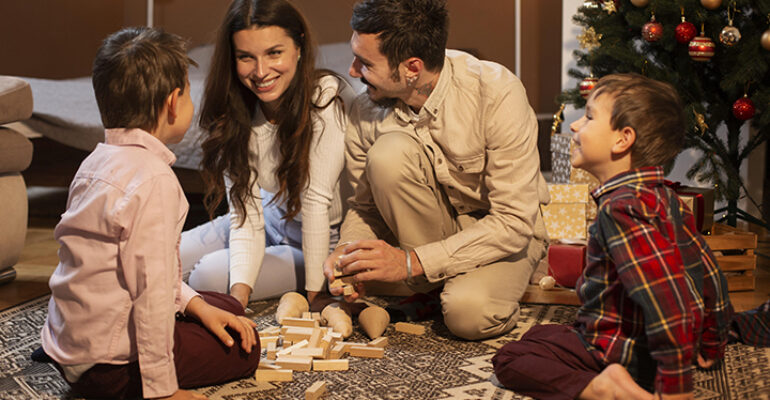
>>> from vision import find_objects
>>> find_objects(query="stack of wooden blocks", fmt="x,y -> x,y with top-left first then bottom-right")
256,312 -> 426,398
704,223 -> 758,292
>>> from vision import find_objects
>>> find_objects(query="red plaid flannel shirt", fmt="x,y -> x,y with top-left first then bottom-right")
574,167 -> 732,395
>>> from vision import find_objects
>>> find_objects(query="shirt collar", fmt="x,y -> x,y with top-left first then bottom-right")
591,166 -> 665,202
393,53 -> 452,123
104,128 -> 177,166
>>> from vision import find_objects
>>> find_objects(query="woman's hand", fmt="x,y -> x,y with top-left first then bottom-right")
185,297 -> 258,353
230,283 -> 252,309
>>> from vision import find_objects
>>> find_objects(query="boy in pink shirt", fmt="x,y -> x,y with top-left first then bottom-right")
37,27 -> 260,399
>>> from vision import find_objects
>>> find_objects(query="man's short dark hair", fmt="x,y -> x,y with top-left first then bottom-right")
92,27 -> 196,132
351,0 -> 448,72
592,73 -> 686,168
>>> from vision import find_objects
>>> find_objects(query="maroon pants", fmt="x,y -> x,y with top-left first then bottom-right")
492,324 -> 603,400
61,292 -> 260,399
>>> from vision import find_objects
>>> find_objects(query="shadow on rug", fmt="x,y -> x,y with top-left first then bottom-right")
2,296 -> 769,399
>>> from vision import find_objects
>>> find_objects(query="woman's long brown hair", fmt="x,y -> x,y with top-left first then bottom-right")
199,0 -> 334,225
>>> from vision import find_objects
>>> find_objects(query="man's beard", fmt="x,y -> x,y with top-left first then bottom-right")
361,77 -> 398,108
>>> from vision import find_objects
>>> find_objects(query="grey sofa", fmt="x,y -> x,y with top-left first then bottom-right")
0,76 -> 34,285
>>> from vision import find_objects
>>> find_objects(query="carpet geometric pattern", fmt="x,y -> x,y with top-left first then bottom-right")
2,295 -> 768,399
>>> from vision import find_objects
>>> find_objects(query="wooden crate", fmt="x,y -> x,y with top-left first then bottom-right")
703,224 -> 757,292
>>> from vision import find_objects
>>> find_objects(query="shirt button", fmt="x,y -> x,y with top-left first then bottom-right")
437,158 -> 443,165
458,165 -> 464,172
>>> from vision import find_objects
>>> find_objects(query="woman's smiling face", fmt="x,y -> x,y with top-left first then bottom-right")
233,25 -> 300,111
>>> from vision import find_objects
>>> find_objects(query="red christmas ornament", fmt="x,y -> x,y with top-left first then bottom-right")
688,35 -> 715,61
579,75 -> 598,99
675,20 -> 697,44
642,15 -> 663,42
732,95 -> 755,120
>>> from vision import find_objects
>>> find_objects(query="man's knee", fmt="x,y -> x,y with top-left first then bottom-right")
366,133 -> 421,188
441,289 -> 520,340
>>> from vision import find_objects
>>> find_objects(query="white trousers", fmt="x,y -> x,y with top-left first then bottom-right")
180,193 -> 339,301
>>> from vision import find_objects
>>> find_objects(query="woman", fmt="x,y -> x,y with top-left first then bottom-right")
180,0 -> 354,308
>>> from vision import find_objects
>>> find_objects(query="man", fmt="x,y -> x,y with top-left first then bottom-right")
324,0 -> 550,340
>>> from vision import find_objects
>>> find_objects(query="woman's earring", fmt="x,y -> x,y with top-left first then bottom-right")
297,53 -> 301,62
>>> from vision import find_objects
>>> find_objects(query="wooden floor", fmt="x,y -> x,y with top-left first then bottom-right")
2,187 -> 770,313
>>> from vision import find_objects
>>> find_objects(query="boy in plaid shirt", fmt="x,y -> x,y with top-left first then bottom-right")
493,73 -> 732,400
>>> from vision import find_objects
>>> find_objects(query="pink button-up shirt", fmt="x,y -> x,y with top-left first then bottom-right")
41,128 -> 198,398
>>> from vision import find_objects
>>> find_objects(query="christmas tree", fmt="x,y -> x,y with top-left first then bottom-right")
559,0 -> 770,227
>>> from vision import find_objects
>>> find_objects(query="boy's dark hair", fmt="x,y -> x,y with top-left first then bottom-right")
592,73 -> 686,168
351,0 -> 448,74
92,27 -> 196,132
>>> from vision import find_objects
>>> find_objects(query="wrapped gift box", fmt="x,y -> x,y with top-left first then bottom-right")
548,183 -> 589,203
542,203 -> 586,239
570,167 -> 600,220
675,185 -> 715,233
543,183 -> 590,240
548,243 -> 587,288
550,133 -> 572,183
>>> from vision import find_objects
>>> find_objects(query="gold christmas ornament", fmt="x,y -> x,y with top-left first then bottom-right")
700,0 -> 722,10
578,27 -> 603,50
602,0 -> 617,14
719,4 -> 741,47
762,29 -> 770,51
630,0 -> 650,6
693,110 -> 708,135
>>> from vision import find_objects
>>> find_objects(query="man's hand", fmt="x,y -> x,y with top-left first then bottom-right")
229,283 -> 252,309
324,240 -> 424,302
323,244 -> 365,301
185,297 -> 258,353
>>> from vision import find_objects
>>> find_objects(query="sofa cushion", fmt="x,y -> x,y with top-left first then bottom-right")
0,128 -> 33,173
0,76 -> 33,125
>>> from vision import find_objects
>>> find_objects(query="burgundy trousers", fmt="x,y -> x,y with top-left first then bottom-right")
492,324 -> 603,400
61,291 -> 260,399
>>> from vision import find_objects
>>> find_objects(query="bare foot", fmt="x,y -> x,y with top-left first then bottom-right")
579,364 -> 653,400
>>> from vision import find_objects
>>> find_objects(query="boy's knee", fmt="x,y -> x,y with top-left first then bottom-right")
442,290 -> 519,340
366,133 -> 420,187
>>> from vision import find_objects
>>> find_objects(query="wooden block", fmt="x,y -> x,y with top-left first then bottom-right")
313,359 -> 349,371
258,361 -> 280,369
302,312 -> 313,319
283,327 -> 316,342
282,317 -> 320,328
368,337 -> 388,348
276,339 -> 309,357
342,285 -> 355,296
267,342 -> 277,360
259,326 -> 281,337
256,368 -> 293,381
312,312 -> 322,322
308,328 -> 322,348
329,278 -> 345,290
328,331 -> 343,341
349,345 -> 384,358
305,381 -> 327,400
275,355 -> 313,371
260,336 -> 280,346
395,322 -> 425,335
291,347 -> 325,358
329,343 -> 347,359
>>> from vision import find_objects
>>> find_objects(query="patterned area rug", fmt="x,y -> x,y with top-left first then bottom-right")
2,296 -> 769,399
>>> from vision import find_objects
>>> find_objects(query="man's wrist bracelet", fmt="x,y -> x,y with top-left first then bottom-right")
404,249 -> 413,282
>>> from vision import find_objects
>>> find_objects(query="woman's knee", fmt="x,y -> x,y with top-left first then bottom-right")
187,250 -> 230,293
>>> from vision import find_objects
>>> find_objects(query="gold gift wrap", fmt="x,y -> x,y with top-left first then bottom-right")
547,183 -> 589,203
541,202 -> 587,239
